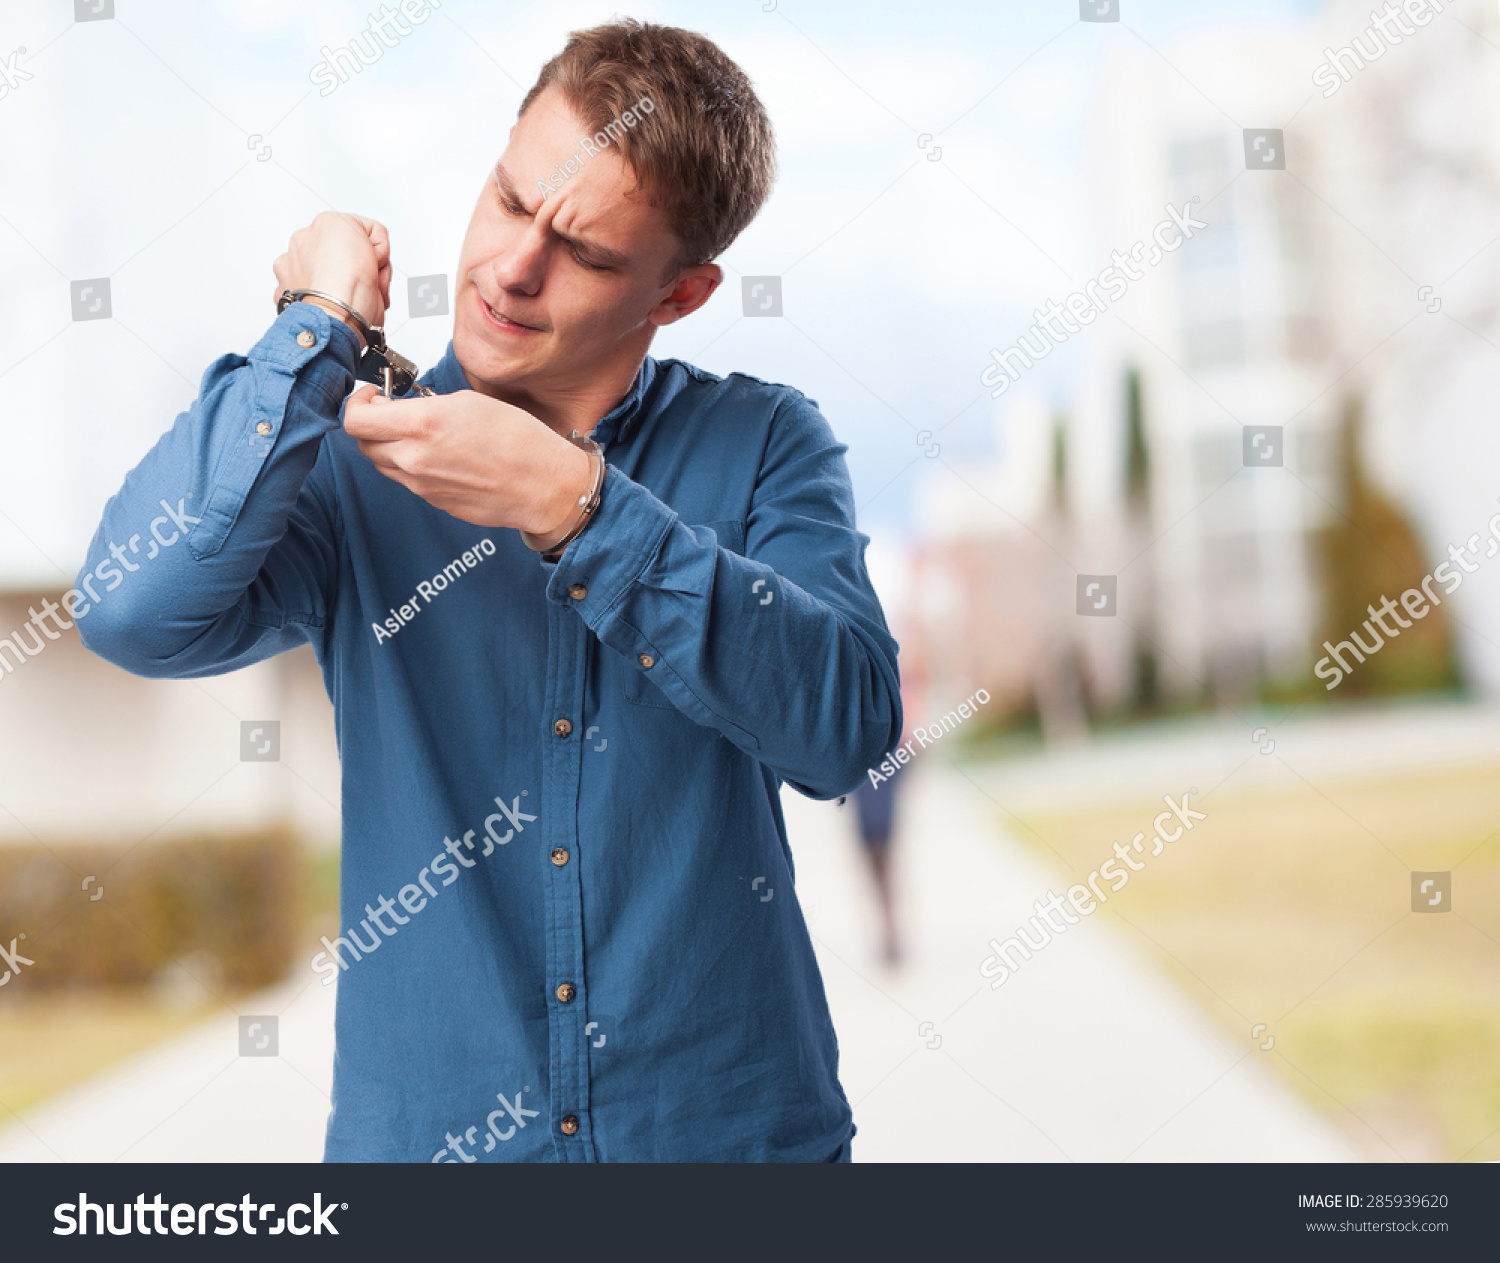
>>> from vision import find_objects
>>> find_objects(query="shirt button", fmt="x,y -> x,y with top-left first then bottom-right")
556,982 -> 576,1003
560,1115 -> 580,1136
638,653 -> 655,669
296,330 -> 317,348
567,583 -> 588,600
256,421 -> 273,436
553,718 -> 573,738
550,848 -> 569,867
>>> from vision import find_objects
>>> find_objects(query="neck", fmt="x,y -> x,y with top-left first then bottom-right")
461,342 -> 650,438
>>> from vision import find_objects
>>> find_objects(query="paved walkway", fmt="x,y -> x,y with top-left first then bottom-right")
786,767 -> 1353,1161
0,977 -> 335,1162
1,702 -> 1418,1162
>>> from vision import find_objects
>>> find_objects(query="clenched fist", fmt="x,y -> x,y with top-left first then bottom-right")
271,212 -> 392,338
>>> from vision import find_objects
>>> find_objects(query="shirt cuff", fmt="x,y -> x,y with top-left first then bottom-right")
253,300 -> 362,404
185,303 -> 360,562
544,467 -> 677,625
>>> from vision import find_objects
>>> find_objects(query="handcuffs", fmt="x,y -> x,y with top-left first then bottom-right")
276,288 -> 434,398
276,287 -> 605,559
518,431 -> 607,561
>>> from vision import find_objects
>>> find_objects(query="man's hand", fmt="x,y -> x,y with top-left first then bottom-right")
271,211 -> 391,331
343,386 -> 594,536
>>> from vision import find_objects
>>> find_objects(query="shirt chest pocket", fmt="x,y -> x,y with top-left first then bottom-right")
624,518 -> 745,710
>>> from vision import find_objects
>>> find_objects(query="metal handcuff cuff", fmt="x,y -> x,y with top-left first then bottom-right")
275,288 -> 605,560
519,433 -> 607,561
276,288 -> 435,399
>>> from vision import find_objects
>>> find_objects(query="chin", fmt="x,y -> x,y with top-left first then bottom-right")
453,320 -> 538,388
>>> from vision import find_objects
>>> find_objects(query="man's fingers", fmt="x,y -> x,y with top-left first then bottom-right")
348,213 -> 391,254
344,389 -> 430,442
355,437 -> 408,473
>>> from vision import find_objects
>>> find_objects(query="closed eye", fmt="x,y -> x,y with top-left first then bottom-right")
569,247 -> 607,271
496,190 -> 529,217
494,179 -> 614,271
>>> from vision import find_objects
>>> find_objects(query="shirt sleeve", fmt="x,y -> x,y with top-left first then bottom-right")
74,302 -> 359,677
545,394 -> 903,799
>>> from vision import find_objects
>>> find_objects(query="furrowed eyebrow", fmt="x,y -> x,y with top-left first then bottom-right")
493,162 -> 530,209
492,161 -> 630,270
555,230 -> 629,270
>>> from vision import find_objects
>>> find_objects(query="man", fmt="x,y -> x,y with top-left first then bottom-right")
78,19 -> 900,1162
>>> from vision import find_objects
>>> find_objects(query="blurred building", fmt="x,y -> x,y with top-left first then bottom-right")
0,596 -> 338,849
906,8 -> 1500,726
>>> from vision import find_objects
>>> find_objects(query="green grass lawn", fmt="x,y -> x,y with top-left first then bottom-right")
1006,763 -> 1500,1162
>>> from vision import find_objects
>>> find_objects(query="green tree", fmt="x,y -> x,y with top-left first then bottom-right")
1315,398 -> 1458,697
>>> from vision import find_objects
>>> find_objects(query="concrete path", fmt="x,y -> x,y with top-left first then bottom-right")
0,977 -> 335,1162
785,767 -> 1354,1161
2,702 -> 1408,1162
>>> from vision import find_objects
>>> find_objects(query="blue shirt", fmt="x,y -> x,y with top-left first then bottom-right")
76,303 -> 902,1162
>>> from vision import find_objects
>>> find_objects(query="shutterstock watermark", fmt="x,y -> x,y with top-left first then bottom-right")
432,1084 -> 542,1161
311,789 -> 537,984
0,933 -> 34,986
979,201 -> 1208,398
1312,0 -> 1447,98
536,96 -> 655,199
1314,508 -> 1500,690
0,46 -> 33,100
978,790 -> 1207,988
55,1194 -> 343,1236
0,498 -> 200,687
309,0 -> 444,97
866,689 -> 990,788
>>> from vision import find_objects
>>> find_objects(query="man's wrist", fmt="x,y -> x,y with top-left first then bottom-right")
295,295 -> 367,351
531,442 -> 594,537
519,436 -> 605,559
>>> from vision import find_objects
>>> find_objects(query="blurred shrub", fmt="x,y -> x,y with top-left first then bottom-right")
0,829 -> 299,992
1315,398 -> 1459,697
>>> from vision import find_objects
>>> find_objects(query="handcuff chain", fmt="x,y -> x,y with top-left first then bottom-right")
276,289 -> 434,398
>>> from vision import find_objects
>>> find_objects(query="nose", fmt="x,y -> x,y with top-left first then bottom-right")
490,223 -> 547,299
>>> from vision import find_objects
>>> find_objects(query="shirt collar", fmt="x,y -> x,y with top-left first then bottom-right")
422,346 -> 657,450
588,355 -> 656,449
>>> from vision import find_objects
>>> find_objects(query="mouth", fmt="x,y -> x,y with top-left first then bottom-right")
476,291 -> 543,336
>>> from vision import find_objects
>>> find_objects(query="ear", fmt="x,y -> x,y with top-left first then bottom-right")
648,263 -> 723,327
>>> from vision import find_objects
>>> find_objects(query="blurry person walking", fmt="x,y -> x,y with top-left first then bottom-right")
852,766 -> 902,965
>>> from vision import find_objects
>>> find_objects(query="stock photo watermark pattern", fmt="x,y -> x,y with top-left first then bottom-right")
1315,507 -> 1500,690
1312,0 -> 1448,97
866,688 -> 991,788
0,498 -> 200,685
371,536 -> 496,643
432,1085 -> 542,1161
979,201 -> 1208,398
536,95 -> 655,200
311,790 -> 537,984
309,0 -> 446,97
979,791 -> 1208,989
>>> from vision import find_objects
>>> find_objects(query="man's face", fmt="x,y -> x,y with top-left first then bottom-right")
452,85 -> 704,399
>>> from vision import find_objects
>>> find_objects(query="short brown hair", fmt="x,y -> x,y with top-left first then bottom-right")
519,19 -> 776,274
